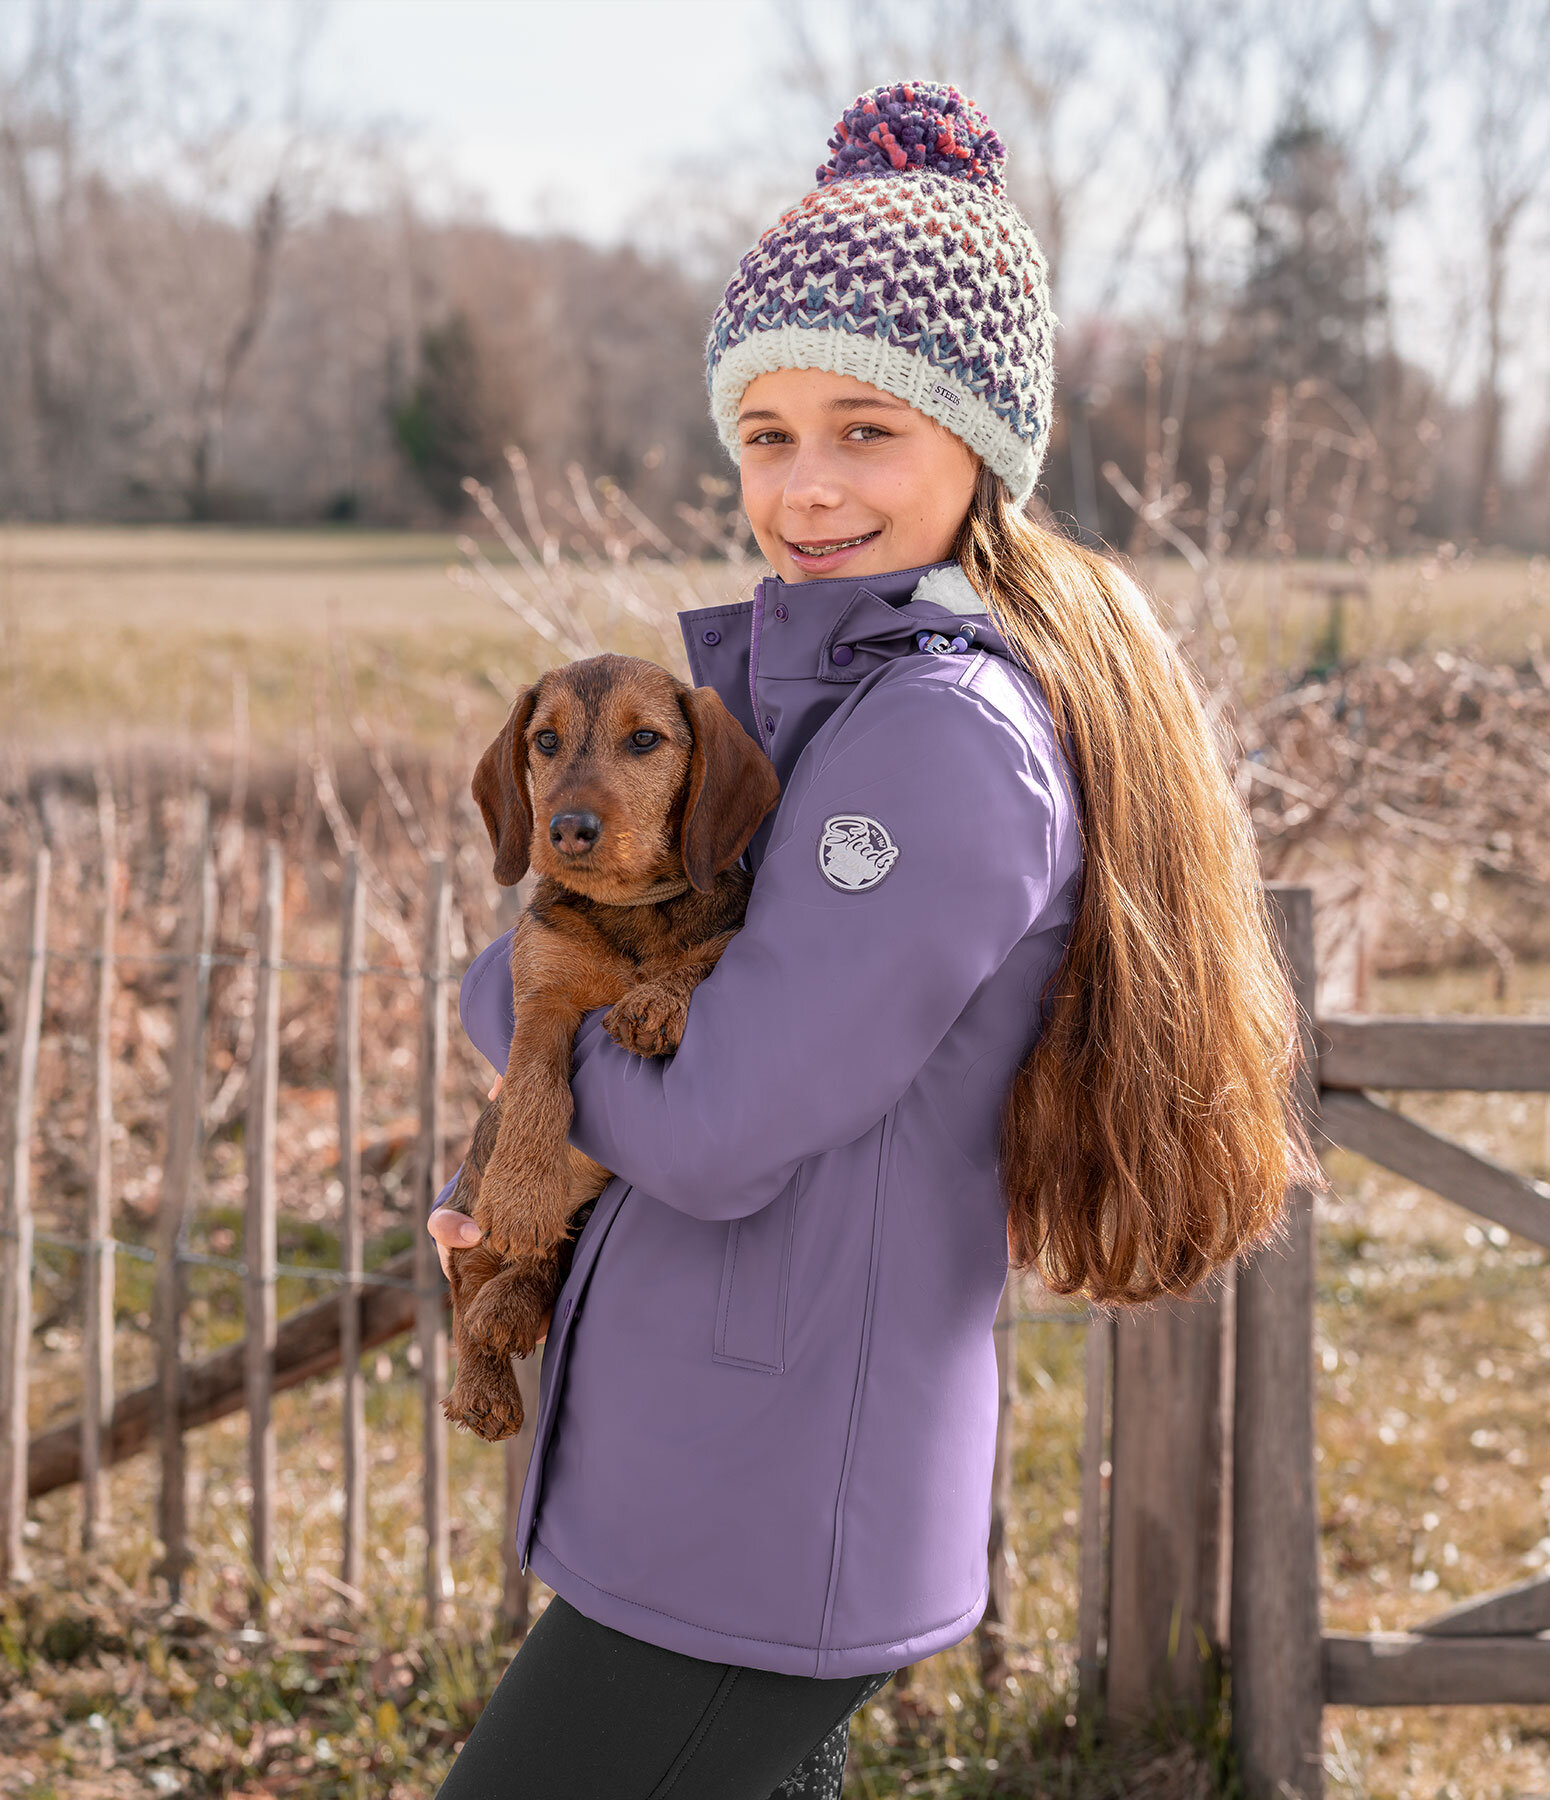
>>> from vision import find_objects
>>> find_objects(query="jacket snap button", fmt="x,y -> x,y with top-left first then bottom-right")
764,716 -> 775,734
560,1298 -> 572,1320
702,628 -> 721,645
774,603 -> 788,621
831,644 -> 854,666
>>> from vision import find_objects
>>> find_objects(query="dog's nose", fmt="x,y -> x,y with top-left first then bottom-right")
549,811 -> 602,854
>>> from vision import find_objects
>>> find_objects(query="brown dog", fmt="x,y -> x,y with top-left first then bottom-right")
442,652 -> 780,1440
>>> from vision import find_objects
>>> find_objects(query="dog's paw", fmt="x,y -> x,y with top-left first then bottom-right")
462,1264 -> 555,1355
443,1347 -> 525,1442
479,1201 -> 539,1264
482,1220 -> 516,1262
604,981 -> 689,1057
483,1221 -> 559,1264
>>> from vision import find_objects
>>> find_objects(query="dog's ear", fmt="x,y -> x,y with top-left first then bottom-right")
679,686 -> 781,892
472,683 -> 541,885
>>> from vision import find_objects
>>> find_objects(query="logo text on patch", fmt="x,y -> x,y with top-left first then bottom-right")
818,816 -> 900,891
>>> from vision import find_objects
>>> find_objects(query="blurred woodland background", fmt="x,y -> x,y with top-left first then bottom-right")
1,0 -> 1548,550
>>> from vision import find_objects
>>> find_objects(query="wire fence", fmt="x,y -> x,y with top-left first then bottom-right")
14,1224 -> 1088,1316
19,1228 -> 422,1292
0,943 -> 463,982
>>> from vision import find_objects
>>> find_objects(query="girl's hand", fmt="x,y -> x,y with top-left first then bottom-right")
425,1209 -> 553,1342
427,1204 -> 483,1281
425,1073 -> 552,1340
429,1072 -> 508,1275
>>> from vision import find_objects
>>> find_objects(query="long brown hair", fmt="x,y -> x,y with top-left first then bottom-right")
953,467 -> 1328,1304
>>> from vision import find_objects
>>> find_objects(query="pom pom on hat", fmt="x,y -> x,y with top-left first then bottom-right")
818,80 -> 1006,194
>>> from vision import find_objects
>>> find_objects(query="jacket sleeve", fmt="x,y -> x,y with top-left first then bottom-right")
428,928 -> 518,1216
565,669 -> 1075,1222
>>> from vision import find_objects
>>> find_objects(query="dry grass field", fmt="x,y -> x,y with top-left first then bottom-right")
5,525 -> 1547,755
1,526 -> 737,760
1,525 -> 1547,1797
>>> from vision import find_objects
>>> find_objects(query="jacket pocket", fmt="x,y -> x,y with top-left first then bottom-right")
713,1168 -> 801,1373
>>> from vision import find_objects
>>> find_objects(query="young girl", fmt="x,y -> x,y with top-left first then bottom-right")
427,80 -> 1320,1799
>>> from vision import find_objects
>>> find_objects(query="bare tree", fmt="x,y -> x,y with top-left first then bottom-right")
177,4 -> 336,515
1105,0 -> 1257,543
0,0 -> 143,512
0,0 -> 364,516
1328,1 -> 1440,551
1455,0 -> 1550,537
186,180 -> 286,517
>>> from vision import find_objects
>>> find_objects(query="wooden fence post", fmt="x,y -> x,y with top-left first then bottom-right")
337,850 -> 367,1596
1231,883 -> 1324,1798
1,847 -> 50,1583
501,1349 -> 543,1640
245,843 -> 282,1615
1076,1310 -> 1113,1714
82,792 -> 117,1550
415,855 -> 451,1626
1106,1281 -> 1232,1724
977,1277 -> 1019,1689
155,793 -> 214,1603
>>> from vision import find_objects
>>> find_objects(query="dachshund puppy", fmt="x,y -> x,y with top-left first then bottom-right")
442,652 -> 780,1440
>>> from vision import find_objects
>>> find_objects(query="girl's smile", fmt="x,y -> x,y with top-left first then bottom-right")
737,367 -> 979,584
782,527 -> 882,574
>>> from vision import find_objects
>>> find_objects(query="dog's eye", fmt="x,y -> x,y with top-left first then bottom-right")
534,730 -> 559,753
630,730 -> 661,750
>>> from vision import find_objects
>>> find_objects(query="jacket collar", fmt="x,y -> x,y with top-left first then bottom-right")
751,558 -> 1013,683
677,558 -> 1013,703
676,560 -> 1014,864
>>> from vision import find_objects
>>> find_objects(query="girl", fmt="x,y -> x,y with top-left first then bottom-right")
427,80 -> 1321,1799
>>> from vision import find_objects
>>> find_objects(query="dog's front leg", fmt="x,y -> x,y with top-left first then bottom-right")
444,1236 -> 532,1441
480,990 -> 612,1261
604,930 -> 741,1058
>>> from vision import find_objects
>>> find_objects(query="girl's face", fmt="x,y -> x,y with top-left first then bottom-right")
737,367 -> 979,582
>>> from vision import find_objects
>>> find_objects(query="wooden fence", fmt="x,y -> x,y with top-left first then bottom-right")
0,801 -> 476,1618
3,855 -> 1547,1797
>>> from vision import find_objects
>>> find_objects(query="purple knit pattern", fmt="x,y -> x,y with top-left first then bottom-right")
704,81 -> 1055,491
818,81 -> 1005,193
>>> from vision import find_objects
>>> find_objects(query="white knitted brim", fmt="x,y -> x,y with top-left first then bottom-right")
710,324 -> 1041,506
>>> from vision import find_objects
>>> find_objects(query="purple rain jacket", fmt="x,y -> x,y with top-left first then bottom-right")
437,557 -> 1085,1677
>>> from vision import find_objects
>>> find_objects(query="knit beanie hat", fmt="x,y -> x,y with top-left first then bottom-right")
705,80 -> 1057,506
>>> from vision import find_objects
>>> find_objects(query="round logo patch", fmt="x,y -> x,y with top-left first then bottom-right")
817,815 -> 900,891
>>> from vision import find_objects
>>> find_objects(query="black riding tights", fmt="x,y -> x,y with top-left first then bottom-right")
434,1594 -> 896,1799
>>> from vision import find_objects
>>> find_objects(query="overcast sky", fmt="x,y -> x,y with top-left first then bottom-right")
287,0 -> 781,241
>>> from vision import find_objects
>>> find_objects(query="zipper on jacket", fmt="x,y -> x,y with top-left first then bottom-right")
748,578 -> 770,754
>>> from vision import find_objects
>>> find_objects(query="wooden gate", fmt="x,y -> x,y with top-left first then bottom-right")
1092,883 -> 1550,1798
